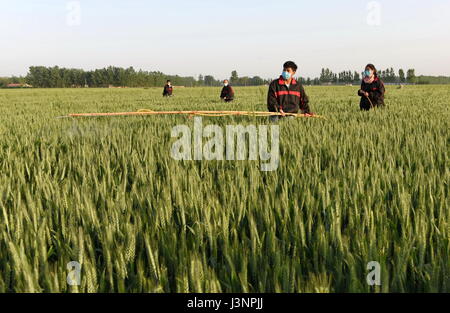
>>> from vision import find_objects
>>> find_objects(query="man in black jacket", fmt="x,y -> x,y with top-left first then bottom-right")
220,80 -> 234,102
267,61 -> 311,121
163,80 -> 173,97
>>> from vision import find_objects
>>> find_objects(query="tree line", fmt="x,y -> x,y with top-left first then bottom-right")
0,66 -> 271,88
24,66 -> 200,88
314,68 -> 421,84
1,66 -> 449,88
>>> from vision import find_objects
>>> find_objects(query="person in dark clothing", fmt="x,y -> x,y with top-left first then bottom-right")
220,80 -> 234,102
267,61 -> 312,121
358,64 -> 385,110
163,80 -> 173,97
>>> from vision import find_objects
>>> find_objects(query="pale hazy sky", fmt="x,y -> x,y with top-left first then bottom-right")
1,0 -> 449,79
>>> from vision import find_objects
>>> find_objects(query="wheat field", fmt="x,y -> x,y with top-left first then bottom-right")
0,85 -> 448,293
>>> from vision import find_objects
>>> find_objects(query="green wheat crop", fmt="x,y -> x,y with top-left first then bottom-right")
0,85 -> 448,293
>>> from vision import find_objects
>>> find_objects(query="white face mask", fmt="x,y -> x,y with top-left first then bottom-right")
224,83 -> 228,87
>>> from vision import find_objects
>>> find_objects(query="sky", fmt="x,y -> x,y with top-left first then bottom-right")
1,0 -> 450,79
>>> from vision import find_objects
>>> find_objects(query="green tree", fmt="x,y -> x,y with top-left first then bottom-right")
320,68 -> 334,84
399,69 -> 405,83
230,71 -> 238,85
407,69 -> 417,84
197,74 -> 204,86
250,76 -> 264,86
204,75 -> 216,86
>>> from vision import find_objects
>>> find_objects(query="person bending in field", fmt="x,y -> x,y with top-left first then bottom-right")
267,61 -> 312,122
163,80 -> 173,97
358,64 -> 385,110
220,79 -> 235,102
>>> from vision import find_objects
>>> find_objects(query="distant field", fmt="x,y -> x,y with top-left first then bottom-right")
0,85 -> 448,292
